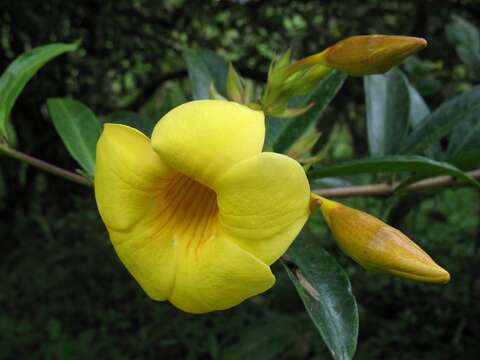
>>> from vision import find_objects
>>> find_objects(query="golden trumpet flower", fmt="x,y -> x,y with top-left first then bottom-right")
94,100 -> 311,313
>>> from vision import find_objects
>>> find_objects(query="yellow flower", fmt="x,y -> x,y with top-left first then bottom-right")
94,100 -> 311,313
315,195 -> 450,283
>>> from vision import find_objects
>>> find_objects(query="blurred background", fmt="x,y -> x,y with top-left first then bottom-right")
1,0 -> 479,358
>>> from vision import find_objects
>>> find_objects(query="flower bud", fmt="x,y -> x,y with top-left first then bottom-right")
315,195 -> 450,283
322,35 -> 427,76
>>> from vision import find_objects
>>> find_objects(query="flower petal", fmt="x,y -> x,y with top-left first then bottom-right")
151,100 -> 265,185
214,152 -> 311,264
95,124 -> 177,299
113,230 -> 178,301
169,229 -> 275,313
95,124 -> 175,232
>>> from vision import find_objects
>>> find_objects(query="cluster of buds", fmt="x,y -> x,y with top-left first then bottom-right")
312,194 -> 450,283
259,49 -> 331,117
260,35 -> 427,117
211,35 -> 427,118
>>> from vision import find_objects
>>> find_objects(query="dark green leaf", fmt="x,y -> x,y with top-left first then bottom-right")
264,118 -> 289,150
404,76 -> 442,158
446,14 -> 480,73
364,68 -> 410,155
101,111 -> 157,137
226,63 -> 244,103
311,177 -> 355,189
182,49 -> 229,99
272,70 -> 346,153
5,121 -> 18,148
47,98 -> 101,177
0,41 -> 80,141
284,228 -> 358,360
308,155 -> 480,189
405,77 -> 430,128
447,112 -> 480,158
447,150 -> 480,170
402,86 -> 480,154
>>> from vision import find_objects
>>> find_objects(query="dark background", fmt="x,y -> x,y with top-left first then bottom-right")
1,0 -> 479,358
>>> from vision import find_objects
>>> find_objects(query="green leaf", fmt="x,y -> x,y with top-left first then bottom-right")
271,70 -> 347,153
47,98 -> 101,177
311,177 -> 354,189
209,83 -> 227,101
4,121 -> 18,148
270,103 -> 315,118
404,76 -> 441,158
405,77 -> 430,128
446,14 -> 480,73
364,68 -> 410,155
284,228 -> 358,360
0,41 -> 80,141
308,155 -> 480,189
447,150 -> 480,170
402,86 -> 480,154
447,111 -> 480,158
264,118 -> 288,150
101,111 -> 157,137
226,63 -> 244,103
182,49 -> 229,100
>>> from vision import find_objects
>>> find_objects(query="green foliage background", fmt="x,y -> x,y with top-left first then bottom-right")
1,0 -> 479,359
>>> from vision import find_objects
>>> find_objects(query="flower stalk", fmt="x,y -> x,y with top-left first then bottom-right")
0,144 -> 91,187
2,140 -> 479,198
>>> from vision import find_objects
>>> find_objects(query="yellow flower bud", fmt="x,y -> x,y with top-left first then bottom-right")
314,195 -> 450,283
260,35 -> 426,115
321,35 -> 427,76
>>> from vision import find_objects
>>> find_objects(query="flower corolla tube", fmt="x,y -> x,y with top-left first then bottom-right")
94,100 -> 311,313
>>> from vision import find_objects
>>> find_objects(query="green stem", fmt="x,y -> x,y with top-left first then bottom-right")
0,145 -> 92,187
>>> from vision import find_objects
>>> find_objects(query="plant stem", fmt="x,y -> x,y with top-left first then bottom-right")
313,169 -> 480,198
2,144 -> 479,197
0,145 -> 92,187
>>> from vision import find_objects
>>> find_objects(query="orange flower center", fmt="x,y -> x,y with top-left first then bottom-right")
157,174 -> 218,247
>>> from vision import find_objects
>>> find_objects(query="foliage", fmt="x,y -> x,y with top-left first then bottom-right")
47,98 -> 101,178
1,179 -> 478,359
1,2 -> 480,359
283,229 -> 358,360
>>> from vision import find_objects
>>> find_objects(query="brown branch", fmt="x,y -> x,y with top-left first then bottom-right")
0,145 -> 92,187
313,169 -> 480,198
3,143 -> 479,198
